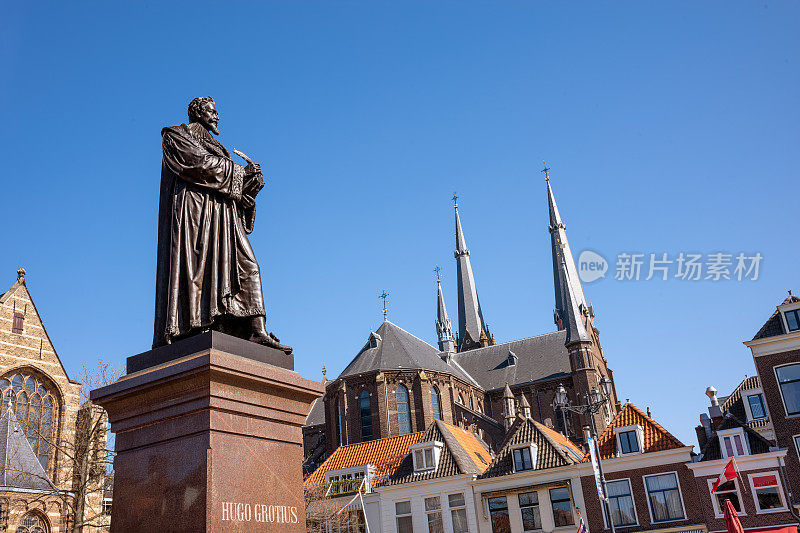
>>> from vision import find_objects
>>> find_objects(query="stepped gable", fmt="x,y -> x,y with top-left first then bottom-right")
452,331 -> 571,391
338,320 -> 477,385
593,403 -> 684,460
388,421 -> 490,485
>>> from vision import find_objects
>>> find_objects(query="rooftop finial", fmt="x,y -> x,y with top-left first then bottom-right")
541,161 -> 550,182
16,268 -> 26,281
322,365 -> 327,380
379,289 -> 390,321
434,265 -> 442,282
452,191 -> 458,209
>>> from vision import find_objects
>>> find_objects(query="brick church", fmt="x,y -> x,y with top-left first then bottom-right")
303,177 -> 621,475
0,269 -> 106,533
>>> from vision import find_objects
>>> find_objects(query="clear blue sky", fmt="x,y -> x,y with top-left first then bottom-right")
2,2 -> 798,446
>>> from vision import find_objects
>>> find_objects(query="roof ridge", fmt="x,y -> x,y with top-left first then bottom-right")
532,419 -> 576,464
453,330 -> 565,358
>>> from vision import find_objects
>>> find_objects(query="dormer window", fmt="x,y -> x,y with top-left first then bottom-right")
746,393 -> 767,420
507,350 -> 518,366
325,465 -> 376,495
410,441 -> 443,473
785,309 -> 800,331
614,425 -> 644,456
511,443 -> 537,472
718,428 -> 749,458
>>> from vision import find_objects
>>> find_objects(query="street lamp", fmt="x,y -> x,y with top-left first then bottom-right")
552,381 -> 616,533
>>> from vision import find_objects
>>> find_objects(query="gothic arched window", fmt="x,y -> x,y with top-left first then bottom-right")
0,372 -> 58,471
359,390 -> 372,441
396,385 -> 411,435
431,386 -> 442,421
336,399 -> 344,447
17,511 -> 48,533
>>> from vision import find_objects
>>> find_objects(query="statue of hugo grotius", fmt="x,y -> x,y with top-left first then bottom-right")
152,96 -> 292,354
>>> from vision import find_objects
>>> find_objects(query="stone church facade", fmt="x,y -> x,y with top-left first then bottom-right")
0,269 -> 105,533
304,178 -> 620,476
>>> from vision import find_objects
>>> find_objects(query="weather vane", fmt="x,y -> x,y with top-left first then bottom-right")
541,161 -> 550,182
434,265 -> 442,282
379,289 -> 390,320
452,191 -> 458,208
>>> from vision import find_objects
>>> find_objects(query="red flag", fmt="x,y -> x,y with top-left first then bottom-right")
711,459 -> 738,493
723,499 -> 743,533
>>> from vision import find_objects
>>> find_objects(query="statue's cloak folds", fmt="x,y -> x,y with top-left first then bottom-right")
153,122 -> 264,348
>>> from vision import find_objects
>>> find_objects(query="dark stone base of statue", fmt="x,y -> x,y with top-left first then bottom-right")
91,332 -> 323,532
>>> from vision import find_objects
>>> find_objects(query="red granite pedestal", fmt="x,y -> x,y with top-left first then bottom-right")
90,332 -> 323,532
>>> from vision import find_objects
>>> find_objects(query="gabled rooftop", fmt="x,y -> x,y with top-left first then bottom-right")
752,294 -> 800,340
304,431 -> 423,487
594,403 -> 684,460
698,413 -> 773,462
338,320 -> 477,385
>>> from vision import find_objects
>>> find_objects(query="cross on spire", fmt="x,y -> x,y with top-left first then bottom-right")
379,289 -> 390,321
434,265 -> 442,282
452,191 -> 458,208
541,161 -> 550,182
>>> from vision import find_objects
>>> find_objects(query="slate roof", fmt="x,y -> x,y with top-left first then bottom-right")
388,421 -> 491,485
752,295 -> 800,340
594,403 -> 685,460
304,431 -> 423,487
479,417 -> 584,478
0,407 -> 52,490
453,331 -> 571,391
338,321 -> 477,385
305,397 -> 325,426
699,413 -> 773,461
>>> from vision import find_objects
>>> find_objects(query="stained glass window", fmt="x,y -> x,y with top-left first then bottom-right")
0,373 -> 59,472
431,387 -> 442,421
397,385 -> 411,435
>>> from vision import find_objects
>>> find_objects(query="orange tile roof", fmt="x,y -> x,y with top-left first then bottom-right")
305,432 -> 423,486
593,403 -> 684,460
534,420 -> 586,462
440,421 -> 492,472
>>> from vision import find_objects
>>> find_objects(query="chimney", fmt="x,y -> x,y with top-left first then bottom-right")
706,386 -> 723,428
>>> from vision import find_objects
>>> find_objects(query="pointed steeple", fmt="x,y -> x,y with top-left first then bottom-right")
547,175 -> 591,345
503,382 -> 516,430
435,267 -> 456,354
519,393 -> 532,419
453,194 -> 489,351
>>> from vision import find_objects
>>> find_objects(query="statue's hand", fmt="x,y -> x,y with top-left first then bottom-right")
244,162 -> 261,177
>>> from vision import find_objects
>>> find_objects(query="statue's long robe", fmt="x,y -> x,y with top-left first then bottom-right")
153,122 -> 264,348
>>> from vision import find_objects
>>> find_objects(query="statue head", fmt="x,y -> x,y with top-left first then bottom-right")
188,97 -> 219,135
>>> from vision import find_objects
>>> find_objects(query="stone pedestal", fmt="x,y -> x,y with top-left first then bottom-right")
90,332 -> 323,532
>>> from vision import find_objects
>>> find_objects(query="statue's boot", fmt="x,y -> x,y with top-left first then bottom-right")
249,316 -> 293,354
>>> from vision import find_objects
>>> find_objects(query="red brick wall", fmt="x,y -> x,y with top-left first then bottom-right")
753,347 -> 800,505
580,463 -> 704,532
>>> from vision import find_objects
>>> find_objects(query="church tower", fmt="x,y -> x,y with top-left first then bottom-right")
547,173 -> 618,435
435,269 -> 456,354
453,196 -> 493,351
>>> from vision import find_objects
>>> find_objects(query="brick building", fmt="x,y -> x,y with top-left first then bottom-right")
0,269 -> 106,532
303,178 -> 620,474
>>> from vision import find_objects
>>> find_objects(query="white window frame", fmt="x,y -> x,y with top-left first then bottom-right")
603,477 -> 639,528
614,425 -> 644,456
395,500 -> 414,533
706,476 -> 745,518
447,493 -> 469,533
642,471 -> 687,524
743,390 -> 768,421
747,471 -> 788,514
410,441 -> 443,473
717,428 -> 750,458
325,464 -> 375,493
780,301 -> 800,332
774,363 -> 800,418
510,443 -> 538,472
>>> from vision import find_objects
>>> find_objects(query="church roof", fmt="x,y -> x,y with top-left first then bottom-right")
338,321 -> 477,385
453,331 -> 571,391
305,397 -> 325,426
0,407 -> 52,491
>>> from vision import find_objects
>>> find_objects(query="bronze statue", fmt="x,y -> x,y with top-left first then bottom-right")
152,97 -> 292,353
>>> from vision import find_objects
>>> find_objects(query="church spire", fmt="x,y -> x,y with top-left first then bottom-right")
547,172 -> 591,345
453,193 -> 489,351
434,266 -> 456,354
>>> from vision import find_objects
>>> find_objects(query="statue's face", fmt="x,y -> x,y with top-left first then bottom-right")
197,101 -> 219,135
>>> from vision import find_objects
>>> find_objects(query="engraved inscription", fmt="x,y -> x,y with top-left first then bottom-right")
221,501 -> 299,524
